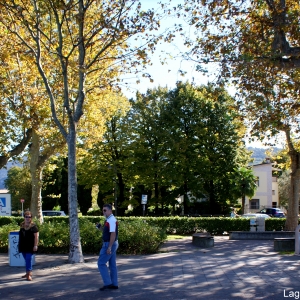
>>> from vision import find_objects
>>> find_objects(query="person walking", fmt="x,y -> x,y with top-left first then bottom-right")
97,204 -> 119,291
18,210 -> 39,281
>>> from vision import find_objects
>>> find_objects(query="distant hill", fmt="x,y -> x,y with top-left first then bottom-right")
248,147 -> 282,165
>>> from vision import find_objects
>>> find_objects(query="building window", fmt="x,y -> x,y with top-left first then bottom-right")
272,190 -> 275,195
250,199 -> 259,209
255,177 -> 259,187
272,202 -> 277,208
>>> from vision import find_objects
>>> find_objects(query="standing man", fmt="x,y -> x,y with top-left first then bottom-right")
97,204 -> 119,291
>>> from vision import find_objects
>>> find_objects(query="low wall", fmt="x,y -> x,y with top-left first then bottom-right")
192,233 -> 214,248
274,238 -> 295,252
229,231 -> 295,240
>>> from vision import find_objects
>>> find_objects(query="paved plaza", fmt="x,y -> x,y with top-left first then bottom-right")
1,236 -> 300,299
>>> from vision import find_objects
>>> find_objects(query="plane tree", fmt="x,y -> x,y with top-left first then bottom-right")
0,25 -> 67,222
77,104 -> 132,216
0,0 -> 170,262
181,0 -> 300,230
160,82 -> 250,215
127,87 -> 174,214
0,28 -> 33,169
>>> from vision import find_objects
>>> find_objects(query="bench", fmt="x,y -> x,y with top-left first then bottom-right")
192,233 -> 214,248
274,238 -> 295,252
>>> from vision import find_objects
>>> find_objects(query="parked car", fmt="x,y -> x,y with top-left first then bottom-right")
42,210 -> 66,216
256,208 -> 285,218
241,213 -> 271,219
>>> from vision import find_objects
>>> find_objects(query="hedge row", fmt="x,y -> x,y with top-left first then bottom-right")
0,215 -> 289,234
133,216 -> 288,234
0,218 -> 166,255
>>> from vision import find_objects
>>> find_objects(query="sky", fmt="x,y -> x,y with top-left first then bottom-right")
120,0 -> 285,150
121,0 -> 205,98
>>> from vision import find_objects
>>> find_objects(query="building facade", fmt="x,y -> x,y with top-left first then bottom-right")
0,189 -> 11,216
245,161 -> 281,213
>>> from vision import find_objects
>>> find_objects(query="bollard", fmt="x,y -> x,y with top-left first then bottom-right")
9,231 -> 35,266
250,218 -> 257,232
256,217 -> 265,232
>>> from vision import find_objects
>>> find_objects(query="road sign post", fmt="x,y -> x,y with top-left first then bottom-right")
20,199 -> 24,217
141,195 -> 148,217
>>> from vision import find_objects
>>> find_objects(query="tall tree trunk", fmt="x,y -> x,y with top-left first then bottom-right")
68,126 -> 84,263
183,181 -> 189,215
29,130 -> 43,223
29,130 -> 64,223
241,193 -> 245,215
117,172 -> 125,216
154,180 -> 159,214
209,180 -> 216,215
284,128 -> 300,231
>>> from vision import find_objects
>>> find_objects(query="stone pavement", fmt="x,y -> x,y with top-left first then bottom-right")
1,236 -> 300,300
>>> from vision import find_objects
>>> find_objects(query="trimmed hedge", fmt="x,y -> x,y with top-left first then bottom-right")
0,216 -> 291,254
0,216 -> 289,234
120,216 -> 287,235
0,217 -> 166,255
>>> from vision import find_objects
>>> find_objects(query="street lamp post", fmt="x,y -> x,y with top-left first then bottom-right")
20,199 -> 25,217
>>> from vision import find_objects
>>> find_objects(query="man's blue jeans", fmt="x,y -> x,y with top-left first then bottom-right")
97,241 -> 119,286
21,252 -> 33,272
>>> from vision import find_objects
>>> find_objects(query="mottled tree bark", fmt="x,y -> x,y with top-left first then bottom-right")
284,128 -> 300,231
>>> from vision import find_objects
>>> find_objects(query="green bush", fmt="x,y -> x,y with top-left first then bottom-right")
265,218 -> 286,231
139,216 -> 250,235
0,223 -> 19,251
118,219 -> 167,254
38,219 -> 70,253
0,216 -> 296,254
0,216 -> 23,226
79,218 -> 102,254
0,217 -> 166,255
141,216 -> 294,235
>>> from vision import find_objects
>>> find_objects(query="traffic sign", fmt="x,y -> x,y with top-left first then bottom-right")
141,195 -> 148,204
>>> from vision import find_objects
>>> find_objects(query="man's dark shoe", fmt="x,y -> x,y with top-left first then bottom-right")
109,285 -> 118,289
99,285 -> 113,291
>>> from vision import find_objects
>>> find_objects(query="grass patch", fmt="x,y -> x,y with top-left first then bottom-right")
279,251 -> 294,255
166,234 -> 188,240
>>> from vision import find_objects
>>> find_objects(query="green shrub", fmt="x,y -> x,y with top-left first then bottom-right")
118,219 -> 167,254
132,216 -> 249,235
79,218 -> 102,254
38,219 -> 70,253
265,218 -> 286,231
0,217 -> 166,255
0,223 -> 19,251
0,216 -> 23,226
0,216 -> 296,254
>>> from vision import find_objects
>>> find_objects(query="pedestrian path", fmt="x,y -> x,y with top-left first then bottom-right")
1,236 -> 299,299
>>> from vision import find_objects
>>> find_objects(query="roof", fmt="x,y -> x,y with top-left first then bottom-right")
0,189 -> 9,194
251,163 -> 281,172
